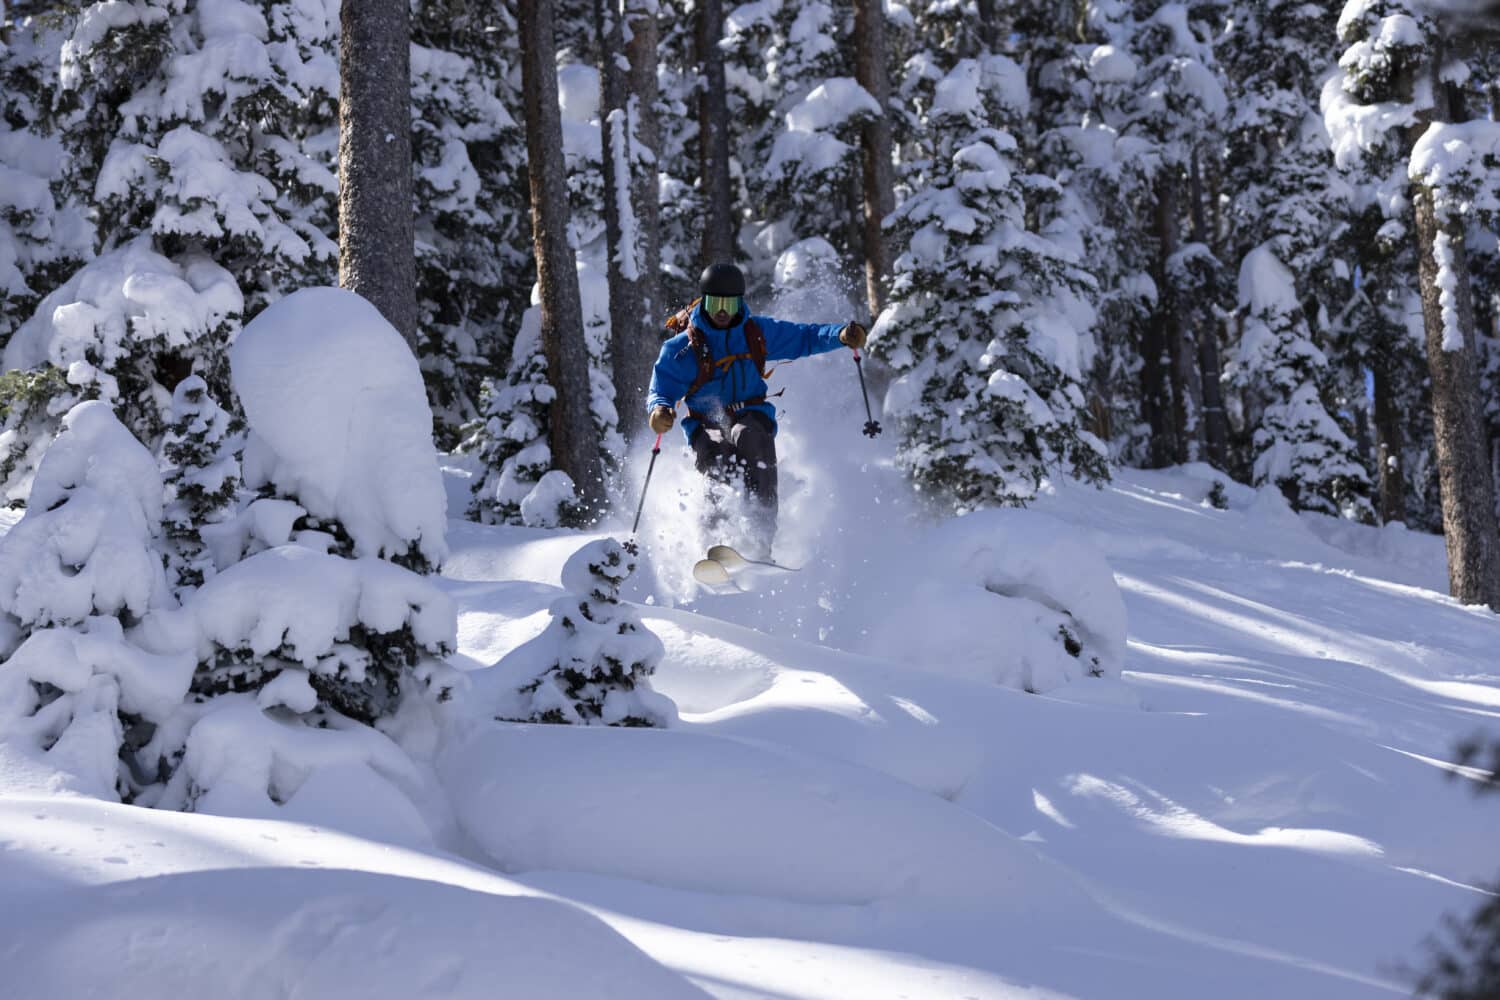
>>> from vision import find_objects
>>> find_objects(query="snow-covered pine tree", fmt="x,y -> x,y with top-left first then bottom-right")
184,288 -> 456,728
0,238 -> 244,504
500,537 -> 675,727
1118,0 -> 1233,467
875,56 -> 1107,510
0,0 -> 339,504
0,400 -> 194,801
655,0 -> 706,302
409,0 -> 530,447
159,374 -> 241,595
1216,0 -> 1374,518
1235,245 -> 1374,518
0,10 -> 92,355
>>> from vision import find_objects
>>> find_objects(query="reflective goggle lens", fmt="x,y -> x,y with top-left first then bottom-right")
705,294 -> 741,316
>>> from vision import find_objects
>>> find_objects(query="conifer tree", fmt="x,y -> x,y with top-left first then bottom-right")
0,401 -> 193,801
410,0 -> 531,446
875,56 -> 1107,510
1219,0 -> 1374,518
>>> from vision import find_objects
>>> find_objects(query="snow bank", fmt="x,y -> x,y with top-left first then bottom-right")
443,724 -> 1082,909
862,509 -> 1128,694
4,867 -> 711,1000
231,287 -> 448,566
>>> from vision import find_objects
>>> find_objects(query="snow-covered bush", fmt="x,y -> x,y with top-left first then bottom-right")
0,401 -> 193,799
876,56 -> 1107,510
499,538 -> 676,728
863,510 -> 1127,695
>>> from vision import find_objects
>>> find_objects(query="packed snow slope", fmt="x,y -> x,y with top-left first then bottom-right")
4,355 -> 1499,997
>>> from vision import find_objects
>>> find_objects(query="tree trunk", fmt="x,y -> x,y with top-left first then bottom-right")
624,0 -> 662,325
1411,183 -> 1500,608
854,0 -> 894,321
697,0 -> 734,263
338,0 -> 417,346
1189,152 -> 1228,469
596,0 -> 652,428
1372,353 -> 1408,524
1151,172 -> 1194,465
521,0 -> 606,515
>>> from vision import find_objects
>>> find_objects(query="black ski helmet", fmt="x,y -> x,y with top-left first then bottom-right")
700,262 -> 746,298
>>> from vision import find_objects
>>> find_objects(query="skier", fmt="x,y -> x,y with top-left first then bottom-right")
646,261 -> 866,558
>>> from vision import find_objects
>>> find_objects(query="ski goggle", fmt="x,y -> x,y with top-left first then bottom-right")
704,294 -> 741,316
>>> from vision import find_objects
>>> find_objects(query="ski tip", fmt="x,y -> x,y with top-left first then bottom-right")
692,558 -> 733,587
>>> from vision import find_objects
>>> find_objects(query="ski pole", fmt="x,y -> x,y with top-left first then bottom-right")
629,432 -> 663,540
852,349 -> 882,438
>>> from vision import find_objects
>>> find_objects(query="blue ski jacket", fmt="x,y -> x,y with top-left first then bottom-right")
646,301 -> 847,442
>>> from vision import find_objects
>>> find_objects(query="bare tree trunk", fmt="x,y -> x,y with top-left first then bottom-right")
854,0 -> 894,321
338,0 -> 417,346
1372,354 -> 1408,524
1190,152 -> 1228,469
625,0 -> 662,325
596,0 -> 652,428
521,0 -> 605,515
697,0 -> 734,263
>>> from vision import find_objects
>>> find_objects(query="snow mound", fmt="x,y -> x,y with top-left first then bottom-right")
443,724 -> 1082,909
862,509 -> 1128,693
231,287 -> 447,566
3,867 -> 711,1000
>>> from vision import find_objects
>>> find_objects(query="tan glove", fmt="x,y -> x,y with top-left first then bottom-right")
649,405 -> 675,434
840,321 -> 868,351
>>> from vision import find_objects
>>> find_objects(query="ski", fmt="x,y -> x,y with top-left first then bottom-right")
692,545 -> 798,590
705,544 -> 799,574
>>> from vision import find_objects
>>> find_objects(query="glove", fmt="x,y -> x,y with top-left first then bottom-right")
649,405 -> 675,434
840,321 -> 868,351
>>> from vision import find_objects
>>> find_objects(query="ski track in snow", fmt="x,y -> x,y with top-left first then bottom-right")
4,289 -> 1500,997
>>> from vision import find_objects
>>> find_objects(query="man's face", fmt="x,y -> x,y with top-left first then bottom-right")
705,294 -> 740,328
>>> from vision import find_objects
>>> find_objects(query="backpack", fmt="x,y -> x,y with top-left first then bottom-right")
664,297 -> 769,401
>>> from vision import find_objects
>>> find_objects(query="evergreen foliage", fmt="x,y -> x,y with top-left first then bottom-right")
502,537 -> 674,727
875,55 -> 1107,510
158,374 -> 240,594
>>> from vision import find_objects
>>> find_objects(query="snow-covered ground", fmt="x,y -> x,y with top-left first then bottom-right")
3,320 -> 1497,996
5,456 -> 1494,996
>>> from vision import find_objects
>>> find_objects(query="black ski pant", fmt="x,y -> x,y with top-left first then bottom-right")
690,409 -> 777,551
